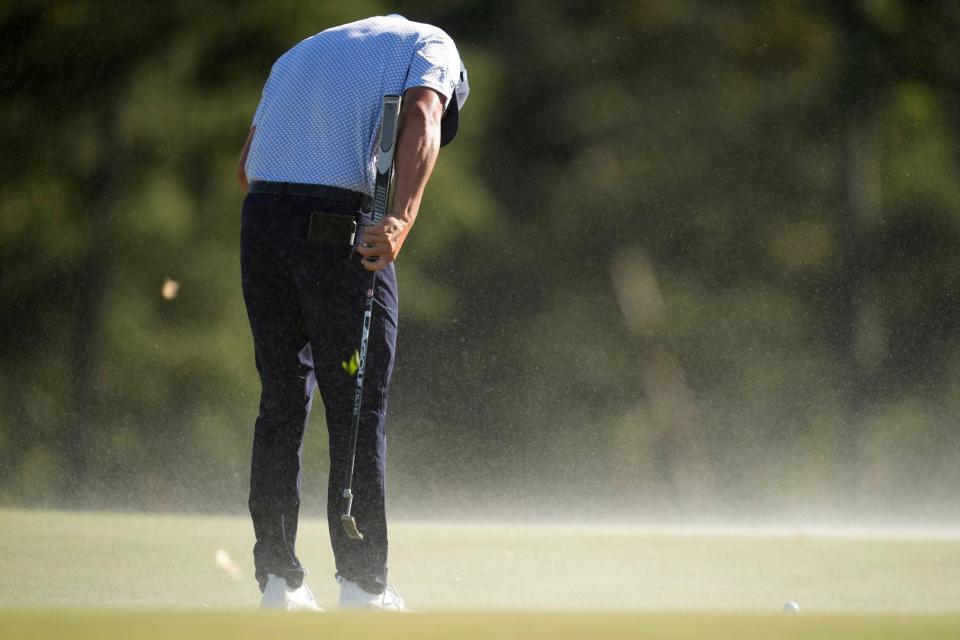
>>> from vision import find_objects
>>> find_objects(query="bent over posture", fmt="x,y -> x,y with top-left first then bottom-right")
237,14 -> 469,611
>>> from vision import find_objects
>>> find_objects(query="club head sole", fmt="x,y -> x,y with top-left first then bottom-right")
341,514 -> 364,540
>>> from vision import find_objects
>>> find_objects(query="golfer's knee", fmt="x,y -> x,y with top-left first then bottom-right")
258,381 -> 311,422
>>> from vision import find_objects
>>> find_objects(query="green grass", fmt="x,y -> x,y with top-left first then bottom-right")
5,610 -> 960,640
1,508 -> 959,638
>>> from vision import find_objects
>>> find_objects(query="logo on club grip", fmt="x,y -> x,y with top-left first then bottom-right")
366,288 -> 374,298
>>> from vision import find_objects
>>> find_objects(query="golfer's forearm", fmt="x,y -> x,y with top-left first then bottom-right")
237,126 -> 255,191
389,101 -> 441,225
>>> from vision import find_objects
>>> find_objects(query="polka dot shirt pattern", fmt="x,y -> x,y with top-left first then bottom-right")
245,14 -> 461,196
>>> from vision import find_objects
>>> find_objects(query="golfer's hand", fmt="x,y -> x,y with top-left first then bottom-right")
357,216 -> 409,272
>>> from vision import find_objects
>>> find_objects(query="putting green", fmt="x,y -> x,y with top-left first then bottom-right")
3,610 -> 960,640
1,507 -> 958,639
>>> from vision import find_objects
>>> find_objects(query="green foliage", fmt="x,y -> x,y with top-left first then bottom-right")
2,0 -> 959,518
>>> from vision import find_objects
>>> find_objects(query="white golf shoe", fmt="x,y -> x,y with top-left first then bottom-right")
337,576 -> 409,611
260,574 -> 324,611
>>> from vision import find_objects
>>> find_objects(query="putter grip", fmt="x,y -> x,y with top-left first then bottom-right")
372,95 -> 401,224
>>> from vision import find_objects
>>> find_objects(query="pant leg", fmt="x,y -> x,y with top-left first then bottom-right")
289,234 -> 399,595
241,193 -> 315,591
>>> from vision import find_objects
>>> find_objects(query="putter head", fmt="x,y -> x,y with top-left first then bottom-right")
341,514 -> 364,540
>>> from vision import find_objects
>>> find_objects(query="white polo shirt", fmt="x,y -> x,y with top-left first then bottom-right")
244,14 -> 461,196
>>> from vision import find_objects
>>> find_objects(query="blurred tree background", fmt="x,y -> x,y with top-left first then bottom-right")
2,0 -> 959,523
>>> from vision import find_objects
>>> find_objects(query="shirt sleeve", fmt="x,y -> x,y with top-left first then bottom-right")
404,30 -> 460,106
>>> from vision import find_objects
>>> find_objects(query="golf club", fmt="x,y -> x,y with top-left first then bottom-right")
341,94 -> 402,541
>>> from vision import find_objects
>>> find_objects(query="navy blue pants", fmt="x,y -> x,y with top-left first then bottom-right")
240,191 -> 398,595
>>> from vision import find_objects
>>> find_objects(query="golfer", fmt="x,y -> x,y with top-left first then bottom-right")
236,14 -> 468,611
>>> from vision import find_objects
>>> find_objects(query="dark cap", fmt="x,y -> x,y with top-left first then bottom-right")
440,62 -> 469,147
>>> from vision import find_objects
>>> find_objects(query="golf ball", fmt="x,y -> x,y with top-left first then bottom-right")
783,600 -> 800,614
